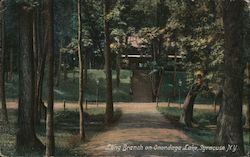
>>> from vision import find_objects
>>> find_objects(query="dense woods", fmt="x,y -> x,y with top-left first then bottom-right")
0,0 -> 249,156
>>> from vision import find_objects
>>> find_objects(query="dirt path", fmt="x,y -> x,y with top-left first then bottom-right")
132,71 -> 152,102
75,103 -> 209,156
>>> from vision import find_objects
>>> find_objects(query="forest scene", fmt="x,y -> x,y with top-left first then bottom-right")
0,0 -> 250,156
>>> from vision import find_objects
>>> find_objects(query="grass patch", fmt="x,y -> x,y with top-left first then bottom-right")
158,106 -> 250,153
0,107 -> 122,156
6,70 -> 215,103
5,70 -> 132,102
157,71 -> 215,104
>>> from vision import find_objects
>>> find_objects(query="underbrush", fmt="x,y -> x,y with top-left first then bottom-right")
0,107 -> 122,156
158,106 -> 250,154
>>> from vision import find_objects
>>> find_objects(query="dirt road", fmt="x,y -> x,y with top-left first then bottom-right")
75,103 -> 210,156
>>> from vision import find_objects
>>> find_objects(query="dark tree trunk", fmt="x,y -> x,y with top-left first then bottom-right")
33,7 -> 38,75
77,0 -> 86,141
35,37 -> 47,123
180,76 -> 203,127
245,62 -> 250,128
104,0 -> 114,124
151,71 -> 163,102
44,0 -> 55,155
34,0 -> 46,124
215,1 -> 245,156
33,5 -> 39,125
0,7 -> 8,123
172,50 -> 177,98
16,2 -> 44,152
36,2 -> 47,122
116,52 -> 120,88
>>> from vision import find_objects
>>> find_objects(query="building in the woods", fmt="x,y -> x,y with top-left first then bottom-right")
121,36 -> 183,70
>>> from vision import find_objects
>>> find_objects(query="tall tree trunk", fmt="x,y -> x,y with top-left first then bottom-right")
35,1 -> 47,123
77,0 -> 86,141
33,7 -> 38,76
16,2 -> 44,152
179,74 -> 203,127
152,71 -> 162,102
173,50 -> 177,98
245,62 -> 250,128
104,0 -> 113,124
116,52 -> 120,88
33,5 -> 39,125
36,31 -> 47,124
45,0 -> 55,155
215,1 -> 245,156
0,5 -> 8,123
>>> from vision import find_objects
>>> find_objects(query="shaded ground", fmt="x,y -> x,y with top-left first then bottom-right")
132,70 -> 152,102
0,101 -> 109,156
75,103 -> 210,156
3,101 -> 247,156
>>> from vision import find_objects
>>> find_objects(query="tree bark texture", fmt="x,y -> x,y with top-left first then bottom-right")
16,2 -> 44,152
44,0 -> 55,155
116,52 -> 120,88
0,5 -> 8,123
179,77 -> 202,127
245,62 -> 250,128
215,1 -> 245,156
104,0 -> 114,124
77,0 -> 86,141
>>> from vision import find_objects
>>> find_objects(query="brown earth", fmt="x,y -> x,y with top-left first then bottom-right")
6,101 -> 246,156
75,103 -> 211,157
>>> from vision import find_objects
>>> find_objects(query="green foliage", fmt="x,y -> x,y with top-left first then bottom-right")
159,1 -> 225,97
158,106 -> 250,150
0,107 -> 122,156
5,71 -> 216,104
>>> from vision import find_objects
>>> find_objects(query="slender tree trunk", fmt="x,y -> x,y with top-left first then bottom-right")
215,1 -> 245,156
173,50 -> 177,98
77,0 -> 86,141
104,0 -> 113,124
179,75 -> 203,127
33,5 -> 39,125
16,2 -> 44,152
36,31 -> 47,123
35,1 -> 47,123
33,7 -> 38,75
156,71 -> 164,104
45,0 -> 55,155
116,52 -> 120,88
152,71 -> 162,102
245,62 -> 250,128
0,7 -> 8,123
